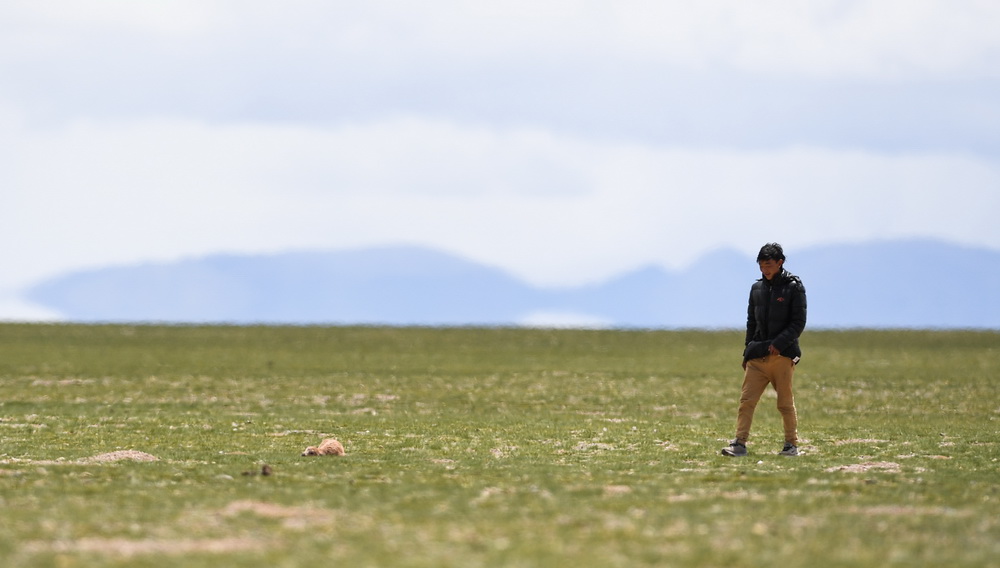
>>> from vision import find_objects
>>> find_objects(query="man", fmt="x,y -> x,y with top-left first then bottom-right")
722,242 -> 807,457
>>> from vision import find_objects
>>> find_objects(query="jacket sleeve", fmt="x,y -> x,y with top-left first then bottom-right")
771,280 -> 807,351
745,286 -> 757,346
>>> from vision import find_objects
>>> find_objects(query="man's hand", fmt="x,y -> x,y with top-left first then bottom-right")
768,344 -> 780,356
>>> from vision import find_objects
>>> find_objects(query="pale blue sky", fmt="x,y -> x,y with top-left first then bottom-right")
3,1 -> 1000,319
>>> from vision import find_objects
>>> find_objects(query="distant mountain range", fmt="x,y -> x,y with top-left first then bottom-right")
26,240 -> 1000,329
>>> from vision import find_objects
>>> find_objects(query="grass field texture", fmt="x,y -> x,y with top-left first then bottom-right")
1,324 -> 998,567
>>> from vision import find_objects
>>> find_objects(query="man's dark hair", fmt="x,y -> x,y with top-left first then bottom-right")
756,242 -> 786,262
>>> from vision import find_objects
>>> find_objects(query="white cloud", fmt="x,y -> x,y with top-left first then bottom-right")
517,310 -> 613,329
0,1 -> 213,35
2,0 -> 1000,323
3,115 -> 998,292
3,1 -> 1000,81
0,288 -> 62,321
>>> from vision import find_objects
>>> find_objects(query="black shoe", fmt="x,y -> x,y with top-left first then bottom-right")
721,439 -> 747,457
779,443 -> 799,456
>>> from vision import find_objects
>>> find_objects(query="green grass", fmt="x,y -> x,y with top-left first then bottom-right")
0,324 -> 998,567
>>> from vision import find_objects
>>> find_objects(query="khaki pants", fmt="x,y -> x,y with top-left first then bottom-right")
736,355 -> 798,445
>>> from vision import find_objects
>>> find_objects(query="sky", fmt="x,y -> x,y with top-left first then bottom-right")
3,1 -> 1000,320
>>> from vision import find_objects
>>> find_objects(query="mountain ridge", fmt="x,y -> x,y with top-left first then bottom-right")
25,240 -> 1000,329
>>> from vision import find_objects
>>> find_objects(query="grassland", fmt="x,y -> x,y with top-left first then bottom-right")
0,323 -> 997,567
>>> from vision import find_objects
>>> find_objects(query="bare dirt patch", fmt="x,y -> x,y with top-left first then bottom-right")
847,505 -> 974,517
825,461 -> 901,473
1,451 -> 160,466
28,537 -> 264,557
831,438 -> 888,446
82,451 -> 159,463
30,378 -> 96,387
603,485 -> 633,496
220,500 -> 334,529
574,441 -> 616,452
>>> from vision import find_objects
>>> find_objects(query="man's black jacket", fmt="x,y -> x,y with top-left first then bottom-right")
744,268 -> 807,363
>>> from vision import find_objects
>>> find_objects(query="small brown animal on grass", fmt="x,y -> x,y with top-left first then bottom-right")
301,438 -> 345,456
